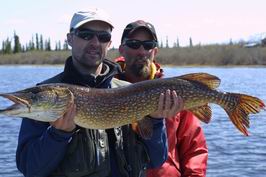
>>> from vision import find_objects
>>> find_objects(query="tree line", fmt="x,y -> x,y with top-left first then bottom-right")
1,32 -> 69,54
2,32 -> 199,55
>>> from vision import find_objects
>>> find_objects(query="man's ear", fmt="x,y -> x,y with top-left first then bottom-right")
153,47 -> 158,56
107,40 -> 112,49
67,33 -> 73,47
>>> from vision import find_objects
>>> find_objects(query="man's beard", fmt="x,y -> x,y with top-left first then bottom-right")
129,62 -> 150,78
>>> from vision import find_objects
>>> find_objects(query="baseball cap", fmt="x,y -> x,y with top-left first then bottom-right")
70,8 -> 113,32
121,20 -> 158,43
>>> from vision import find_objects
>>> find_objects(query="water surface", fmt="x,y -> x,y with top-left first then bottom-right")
0,66 -> 265,177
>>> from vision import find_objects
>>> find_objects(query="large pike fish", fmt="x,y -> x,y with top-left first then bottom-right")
0,73 -> 265,136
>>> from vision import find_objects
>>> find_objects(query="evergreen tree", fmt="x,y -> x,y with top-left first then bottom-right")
1,41 -> 5,54
63,39 -> 69,50
4,38 -> 12,54
189,37 -> 193,47
40,35 -> 44,50
229,38 -> 233,45
55,40 -> 61,51
176,37 -> 180,48
55,42 -> 58,51
21,45 -> 25,52
13,31 -> 21,53
58,40 -> 61,51
160,39 -> 164,48
25,43 -> 29,52
36,33 -> 39,50
31,35 -> 35,50
165,36 -> 169,48
45,38 -> 51,51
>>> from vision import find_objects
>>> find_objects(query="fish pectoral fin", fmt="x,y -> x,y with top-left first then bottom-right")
177,73 -> 221,89
131,117 -> 154,140
57,87 -> 75,114
189,104 -> 212,123
42,87 -> 74,122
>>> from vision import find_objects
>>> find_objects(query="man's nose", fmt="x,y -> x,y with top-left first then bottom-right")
89,35 -> 100,45
137,45 -> 147,55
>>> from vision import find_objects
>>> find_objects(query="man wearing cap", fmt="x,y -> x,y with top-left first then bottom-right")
116,20 -> 208,177
15,9 -> 178,177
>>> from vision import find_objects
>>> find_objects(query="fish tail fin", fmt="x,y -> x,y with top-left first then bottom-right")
222,93 -> 265,136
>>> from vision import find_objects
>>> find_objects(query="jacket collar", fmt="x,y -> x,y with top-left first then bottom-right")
62,56 -> 122,88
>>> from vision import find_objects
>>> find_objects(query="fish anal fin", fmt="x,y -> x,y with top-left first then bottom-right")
189,104 -> 212,123
177,73 -> 221,89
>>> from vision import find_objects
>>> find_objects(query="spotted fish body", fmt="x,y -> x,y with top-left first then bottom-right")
0,73 -> 265,136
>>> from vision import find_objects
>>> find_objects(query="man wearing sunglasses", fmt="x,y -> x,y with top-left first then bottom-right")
116,20 -> 208,177
16,9 -> 171,177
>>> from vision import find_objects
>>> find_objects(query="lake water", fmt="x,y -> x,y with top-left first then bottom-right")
0,65 -> 265,177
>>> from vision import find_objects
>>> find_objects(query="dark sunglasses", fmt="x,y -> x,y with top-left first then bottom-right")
72,28 -> 111,43
124,39 -> 157,50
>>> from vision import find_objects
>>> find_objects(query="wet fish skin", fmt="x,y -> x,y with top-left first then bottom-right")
0,73 -> 265,136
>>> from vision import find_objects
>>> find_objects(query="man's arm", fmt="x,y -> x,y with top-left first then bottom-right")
142,118 -> 168,168
16,119 -> 73,177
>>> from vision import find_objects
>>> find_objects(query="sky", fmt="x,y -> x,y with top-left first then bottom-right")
0,0 -> 266,49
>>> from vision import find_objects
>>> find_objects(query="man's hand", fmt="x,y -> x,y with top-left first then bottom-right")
50,102 -> 77,132
149,89 -> 184,119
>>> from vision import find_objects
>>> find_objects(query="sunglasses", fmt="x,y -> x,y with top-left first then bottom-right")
72,28 -> 111,43
124,39 -> 157,50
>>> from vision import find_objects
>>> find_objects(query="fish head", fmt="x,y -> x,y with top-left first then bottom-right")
0,85 -> 74,122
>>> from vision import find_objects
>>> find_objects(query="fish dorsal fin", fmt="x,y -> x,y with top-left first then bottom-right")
189,104 -> 212,123
177,73 -> 221,89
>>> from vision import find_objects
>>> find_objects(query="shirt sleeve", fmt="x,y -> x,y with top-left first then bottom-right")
141,118 -> 168,168
16,119 -> 73,177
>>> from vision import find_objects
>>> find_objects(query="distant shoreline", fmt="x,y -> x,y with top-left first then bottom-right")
1,45 -> 266,66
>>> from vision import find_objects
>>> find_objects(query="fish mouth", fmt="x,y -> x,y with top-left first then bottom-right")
0,94 -> 31,112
